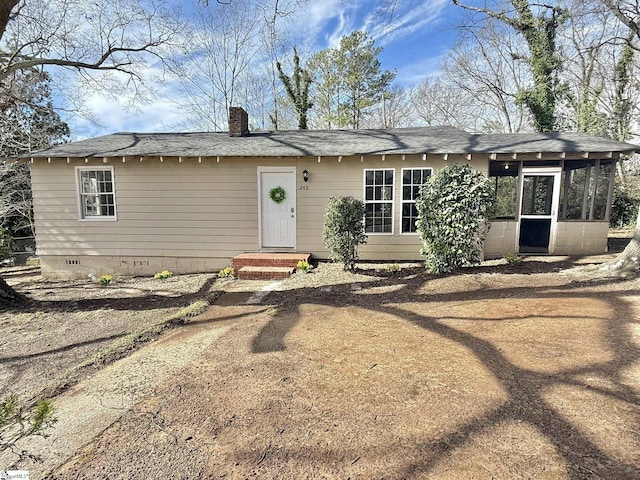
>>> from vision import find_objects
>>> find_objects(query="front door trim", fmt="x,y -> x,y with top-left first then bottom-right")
257,166 -> 297,250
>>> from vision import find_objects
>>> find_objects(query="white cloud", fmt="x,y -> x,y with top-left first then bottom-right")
59,64 -> 191,140
362,0 -> 449,46
394,56 -> 444,85
54,0 -> 455,138
72,94 -> 186,138
291,0 -> 361,49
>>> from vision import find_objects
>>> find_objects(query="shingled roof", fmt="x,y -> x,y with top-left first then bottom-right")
20,126 -> 639,159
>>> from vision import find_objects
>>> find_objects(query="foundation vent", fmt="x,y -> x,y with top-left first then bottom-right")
65,259 -> 80,265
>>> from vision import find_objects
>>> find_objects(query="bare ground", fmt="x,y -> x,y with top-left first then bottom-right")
0,269 -> 223,402
13,252 -> 635,479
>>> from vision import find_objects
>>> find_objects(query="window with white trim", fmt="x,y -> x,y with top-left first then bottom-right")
401,168 -> 432,233
77,167 -> 116,219
364,169 -> 394,233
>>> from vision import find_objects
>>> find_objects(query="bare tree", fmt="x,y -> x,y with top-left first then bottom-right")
409,18 -> 529,133
452,0 -> 567,132
0,0 -> 182,84
597,0 -> 640,275
173,0 -> 261,131
555,0 -> 625,135
411,76 -> 484,131
259,0 -> 299,130
445,21 -> 530,133
601,0 -> 640,48
359,84 -> 414,129
0,0 -> 182,304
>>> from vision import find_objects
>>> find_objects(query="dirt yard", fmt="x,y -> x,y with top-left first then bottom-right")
0,269 -> 222,403
2,251 -> 634,479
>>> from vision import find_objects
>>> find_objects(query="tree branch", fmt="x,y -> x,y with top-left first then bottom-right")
0,0 -> 20,42
601,0 -> 640,48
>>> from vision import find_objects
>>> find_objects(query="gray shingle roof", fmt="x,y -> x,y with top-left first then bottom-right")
19,126 -> 639,159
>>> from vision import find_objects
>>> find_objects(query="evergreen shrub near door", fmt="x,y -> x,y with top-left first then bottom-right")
322,196 -> 367,271
416,164 -> 493,274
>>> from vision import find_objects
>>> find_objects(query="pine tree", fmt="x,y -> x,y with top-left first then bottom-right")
308,31 -> 396,129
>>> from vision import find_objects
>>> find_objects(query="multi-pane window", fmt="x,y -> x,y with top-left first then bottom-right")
401,168 -> 432,233
77,168 -> 116,219
364,169 -> 394,233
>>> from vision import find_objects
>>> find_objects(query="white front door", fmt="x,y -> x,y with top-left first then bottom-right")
259,167 -> 296,249
517,167 -> 561,254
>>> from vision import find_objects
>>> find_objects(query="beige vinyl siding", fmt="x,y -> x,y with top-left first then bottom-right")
31,153 -> 491,275
294,154 -> 488,261
32,158 -> 260,260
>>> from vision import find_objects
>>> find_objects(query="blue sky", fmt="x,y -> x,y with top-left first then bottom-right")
65,0 -> 465,139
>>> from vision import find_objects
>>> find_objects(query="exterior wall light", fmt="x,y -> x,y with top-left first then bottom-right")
303,169 -> 309,182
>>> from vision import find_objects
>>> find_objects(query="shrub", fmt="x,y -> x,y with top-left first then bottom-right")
504,253 -> 520,266
218,267 -> 235,278
154,270 -> 173,281
0,227 -> 12,261
296,260 -> 313,273
322,196 -> 367,271
416,163 -> 493,274
610,187 -> 640,228
99,274 -> 113,285
386,263 -> 401,273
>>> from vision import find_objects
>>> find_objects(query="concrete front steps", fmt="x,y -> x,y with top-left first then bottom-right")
232,253 -> 312,280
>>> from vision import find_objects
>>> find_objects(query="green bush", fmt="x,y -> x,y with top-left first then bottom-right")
154,270 -> 173,280
610,187 -> 640,227
99,274 -> 113,285
416,163 -> 493,273
504,252 -> 521,266
322,196 -> 367,271
296,260 -> 313,273
218,267 -> 235,278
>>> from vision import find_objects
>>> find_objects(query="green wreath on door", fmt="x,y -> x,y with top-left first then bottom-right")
269,186 -> 287,204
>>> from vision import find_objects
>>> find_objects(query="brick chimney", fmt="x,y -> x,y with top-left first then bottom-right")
228,107 -> 249,137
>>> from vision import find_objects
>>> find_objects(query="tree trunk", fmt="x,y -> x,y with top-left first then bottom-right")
0,275 -> 24,306
603,208 -> 640,276
0,0 -> 20,42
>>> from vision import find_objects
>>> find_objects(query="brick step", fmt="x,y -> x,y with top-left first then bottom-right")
237,266 -> 294,280
232,252 -> 311,269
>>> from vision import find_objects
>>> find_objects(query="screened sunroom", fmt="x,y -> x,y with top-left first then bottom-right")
485,157 -> 616,257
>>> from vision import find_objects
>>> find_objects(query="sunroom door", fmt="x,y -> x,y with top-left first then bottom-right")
517,168 -> 561,254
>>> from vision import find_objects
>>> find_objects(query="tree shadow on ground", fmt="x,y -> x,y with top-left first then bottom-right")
0,332 -> 128,365
2,276 -> 219,314
250,263 -> 640,479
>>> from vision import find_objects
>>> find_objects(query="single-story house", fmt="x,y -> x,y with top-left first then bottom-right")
18,107 -> 638,277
